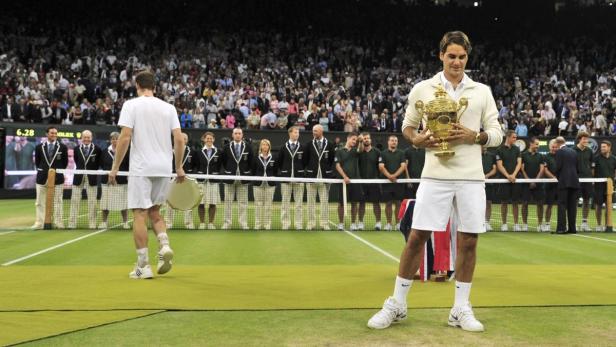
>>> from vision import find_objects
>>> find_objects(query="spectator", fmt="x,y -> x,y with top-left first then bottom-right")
1,1 -> 615,140
609,118 -> 616,136
193,102 -> 206,129
558,118 -> 569,135
306,106 -> 320,130
344,111 -> 358,133
260,111 -> 277,130
515,119 -> 528,137
246,107 -> 261,129
180,108 -> 193,128
295,110 -> 307,131
40,101 -> 53,124
318,110 -> 329,131
225,112 -> 236,129
594,111 -> 607,135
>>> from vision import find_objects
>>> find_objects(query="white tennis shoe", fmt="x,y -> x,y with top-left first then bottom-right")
129,264 -> 153,279
367,297 -> 407,329
157,246 -> 174,275
448,305 -> 484,332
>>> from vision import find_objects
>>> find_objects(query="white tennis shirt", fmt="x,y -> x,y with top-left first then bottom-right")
118,96 -> 181,176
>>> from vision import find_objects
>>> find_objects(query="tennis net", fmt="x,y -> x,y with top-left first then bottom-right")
28,169 -> 615,233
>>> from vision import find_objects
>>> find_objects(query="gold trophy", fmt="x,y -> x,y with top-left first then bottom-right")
415,85 -> 468,158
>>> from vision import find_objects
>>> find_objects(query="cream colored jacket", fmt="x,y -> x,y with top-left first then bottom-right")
402,73 -> 503,181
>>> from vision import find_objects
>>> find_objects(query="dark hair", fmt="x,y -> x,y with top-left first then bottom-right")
439,31 -> 472,54
347,131 -> 359,138
46,126 -> 58,134
530,136 -> 539,143
135,70 -> 155,90
506,129 -> 516,138
202,132 -> 215,140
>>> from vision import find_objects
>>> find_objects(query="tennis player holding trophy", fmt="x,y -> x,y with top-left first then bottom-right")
367,31 -> 503,332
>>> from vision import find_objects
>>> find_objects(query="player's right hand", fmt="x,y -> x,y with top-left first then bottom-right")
412,127 -> 440,149
176,168 -> 186,183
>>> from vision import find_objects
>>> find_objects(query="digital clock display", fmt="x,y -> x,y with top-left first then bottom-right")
15,128 -> 36,137
12,128 -> 80,138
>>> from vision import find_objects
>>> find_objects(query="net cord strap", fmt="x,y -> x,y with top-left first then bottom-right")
46,169 -> 609,184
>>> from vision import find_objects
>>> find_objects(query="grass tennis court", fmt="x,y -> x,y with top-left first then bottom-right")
1,199 -> 616,346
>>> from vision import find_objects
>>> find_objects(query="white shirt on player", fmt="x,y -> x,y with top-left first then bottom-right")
118,96 -> 181,176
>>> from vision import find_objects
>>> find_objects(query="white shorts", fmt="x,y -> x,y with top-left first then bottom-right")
101,184 -> 128,211
127,176 -> 171,210
200,181 -> 221,205
412,180 -> 486,234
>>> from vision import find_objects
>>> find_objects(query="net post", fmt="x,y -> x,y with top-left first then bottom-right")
606,178 -> 613,233
342,182 -> 348,225
44,169 -> 56,230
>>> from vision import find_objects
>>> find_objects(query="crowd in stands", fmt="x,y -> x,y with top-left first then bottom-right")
1,0 -> 616,137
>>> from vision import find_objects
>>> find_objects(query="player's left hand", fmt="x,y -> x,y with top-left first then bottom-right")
108,169 -> 118,185
443,123 -> 476,145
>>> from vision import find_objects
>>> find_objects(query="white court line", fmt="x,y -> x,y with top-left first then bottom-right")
571,234 -> 616,244
1,222 -> 124,266
329,221 -> 400,263
0,230 -> 18,236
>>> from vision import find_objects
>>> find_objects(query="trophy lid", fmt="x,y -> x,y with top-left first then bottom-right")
426,85 -> 458,114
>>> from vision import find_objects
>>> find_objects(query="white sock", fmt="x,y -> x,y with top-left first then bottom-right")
454,281 -> 472,308
157,232 -> 170,247
136,248 -> 148,267
393,276 -> 412,305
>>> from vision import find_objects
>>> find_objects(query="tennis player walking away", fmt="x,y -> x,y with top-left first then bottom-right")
367,31 -> 502,332
109,70 -> 185,279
